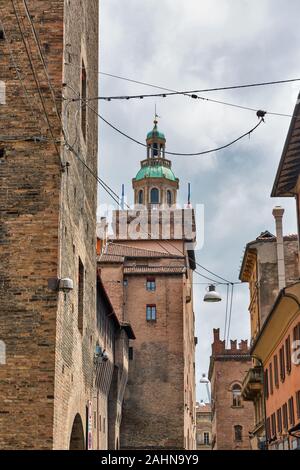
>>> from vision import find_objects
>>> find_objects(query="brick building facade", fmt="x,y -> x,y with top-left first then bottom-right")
196,402 -> 212,450
244,90 -> 300,451
0,0 -> 101,449
98,121 -> 197,450
240,220 -> 299,449
95,275 -> 135,450
208,329 -> 254,450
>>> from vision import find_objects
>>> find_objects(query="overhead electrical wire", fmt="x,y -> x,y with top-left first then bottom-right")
98,113 -> 265,157
8,9 -> 242,290
10,0 -> 62,165
65,65 -> 299,119
223,284 -> 230,342
71,76 -> 300,102
66,81 -> 266,157
64,84 -> 244,284
0,18 -> 40,125
5,3 -> 239,287
22,0 -> 64,128
226,284 -> 235,347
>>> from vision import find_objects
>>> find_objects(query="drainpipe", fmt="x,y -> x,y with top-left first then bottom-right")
272,206 -> 286,290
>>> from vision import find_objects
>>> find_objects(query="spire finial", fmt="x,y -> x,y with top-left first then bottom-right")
154,104 -> 160,128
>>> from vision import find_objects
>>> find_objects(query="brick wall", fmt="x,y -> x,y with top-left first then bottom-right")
209,329 -> 254,450
0,0 -> 99,449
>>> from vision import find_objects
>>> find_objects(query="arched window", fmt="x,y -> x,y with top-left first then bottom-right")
160,144 -> 164,158
234,425 -> 243,442
167,190 -> 172,206
232,384 -> 242,407
150,188 -> 159,204
152,143 -> 158,157
138,190 -> 143,205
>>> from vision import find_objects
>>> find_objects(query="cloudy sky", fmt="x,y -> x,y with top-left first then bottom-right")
99,0 -> 300,402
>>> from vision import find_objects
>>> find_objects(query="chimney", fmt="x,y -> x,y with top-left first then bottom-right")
272,206 -> 286,290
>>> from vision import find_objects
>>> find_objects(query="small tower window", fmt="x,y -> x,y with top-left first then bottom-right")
167,190 -> 172,206
150,188 -> 159,204
81,60 -> 87,141
232,384 -> 242,407
234,425 -> 243,442
78,257 -> 84,334
152,142 -> 158,157
138,190 -> 143,205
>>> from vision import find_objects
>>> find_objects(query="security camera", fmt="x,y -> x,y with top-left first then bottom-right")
59,278 -> 74,292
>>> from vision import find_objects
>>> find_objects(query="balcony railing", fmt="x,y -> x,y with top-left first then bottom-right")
242,367 -> 263,401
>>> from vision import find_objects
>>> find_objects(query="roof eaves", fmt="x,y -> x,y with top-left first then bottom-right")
271,91 -> 300,197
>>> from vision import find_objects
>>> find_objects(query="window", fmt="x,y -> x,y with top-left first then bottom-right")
0,148 -> 5,159
282,403 -> 288,430
150,188 -> 159,204
285,336 -> 292,374
146,278 -> 156,292
264,369 -> 269,399
269,363 -> 274,395
232,384 -> 242,407
81,60 -> 87,141
277,408 -> 282,434
167,190 -> 172,206
152,142 -> 158,157
138,190 -> 143,205
146,305 -> 157,321
129,347 -> 133,361
288,397 -> 295,426
296,391 -> 300,419
279,346 -> 286,382
274,354 -> 279,389
271,413 -> 276,437
0,28 -> 4,40
0,340 -> 5,365
234,425 -> 243,442
266,418 -> 271,441
293,323 -> 300,342
203,432 -> 210,445
78,257 -> 84,333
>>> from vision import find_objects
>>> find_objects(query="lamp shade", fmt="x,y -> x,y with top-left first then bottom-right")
200,373 -> 209,384
203,285 -> 222,302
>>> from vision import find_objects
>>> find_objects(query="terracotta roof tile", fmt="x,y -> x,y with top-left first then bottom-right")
102,242 -> 183,259
98,254 -> 124,263
124,266 -> 186,274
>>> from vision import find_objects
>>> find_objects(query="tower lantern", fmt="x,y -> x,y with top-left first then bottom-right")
132,119 -> 179,207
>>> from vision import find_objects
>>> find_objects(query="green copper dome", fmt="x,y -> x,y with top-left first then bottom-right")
147,129 -> 165,140
147,120 -> 165,140
135,165 -> 177,182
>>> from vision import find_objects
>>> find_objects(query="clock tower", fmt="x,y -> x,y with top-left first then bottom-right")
132,119 -> 179,208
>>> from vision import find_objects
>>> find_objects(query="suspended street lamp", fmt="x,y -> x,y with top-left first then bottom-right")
203,285 -> 222,303
199,374 -> 211,403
